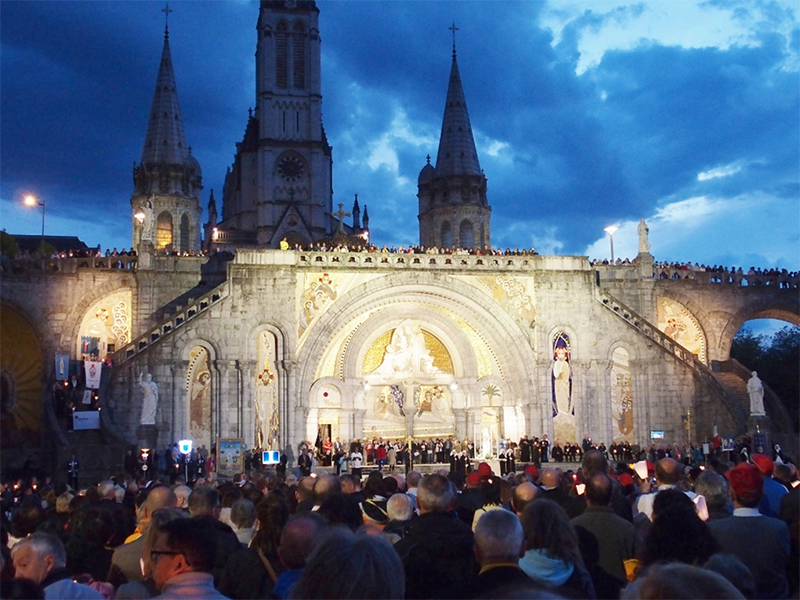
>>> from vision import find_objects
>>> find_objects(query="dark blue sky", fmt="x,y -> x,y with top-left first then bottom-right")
2,0 -> 798,270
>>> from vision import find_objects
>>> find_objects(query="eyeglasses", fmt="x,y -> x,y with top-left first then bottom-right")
150,550 -> 180,562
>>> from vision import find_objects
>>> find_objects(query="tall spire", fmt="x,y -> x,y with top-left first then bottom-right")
140,16 -> 188,166
434,27 -> 482,178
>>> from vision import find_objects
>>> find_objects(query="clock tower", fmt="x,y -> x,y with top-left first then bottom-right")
217,0 -> 335,247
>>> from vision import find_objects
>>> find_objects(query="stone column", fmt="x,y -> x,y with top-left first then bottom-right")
454,409 -> 467,441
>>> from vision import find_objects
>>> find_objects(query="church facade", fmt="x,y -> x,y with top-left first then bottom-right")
1,1 -> 797,477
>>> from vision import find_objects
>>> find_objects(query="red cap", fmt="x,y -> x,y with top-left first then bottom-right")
466,472 -> 482,487
726,462 -> 764,501
619,473 -> 634,487
524,464 -> 539,479
751,454 -> 774,475
646,461 -> 655,474
477,462 -> 493,477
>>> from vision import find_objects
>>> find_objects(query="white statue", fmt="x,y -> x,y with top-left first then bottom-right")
138,372 -> 159,425
747,371 -> 765,416
553,346 -> 571,415
638,218 -> 650,254
140,198 -> 155,244
375,321 -> 439,379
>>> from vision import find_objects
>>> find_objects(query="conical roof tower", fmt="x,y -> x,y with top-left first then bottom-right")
131,11 -> 202,254
418,28 -> 490,250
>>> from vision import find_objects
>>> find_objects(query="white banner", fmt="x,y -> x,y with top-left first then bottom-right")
73,411 -> 100,430
84,361 -> 102,389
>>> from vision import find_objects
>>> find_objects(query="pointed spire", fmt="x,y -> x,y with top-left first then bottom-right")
434,31 -> 482,178
140,11 -> 189,166
362,205 -> 369,230
352,193 -> 361,230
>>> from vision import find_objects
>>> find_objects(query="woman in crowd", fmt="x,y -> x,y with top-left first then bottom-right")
520,499 -> 596,598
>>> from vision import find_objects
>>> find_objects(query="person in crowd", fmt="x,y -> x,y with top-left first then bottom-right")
273,512 -> 328,600
446,509 -> 540,599
541,468 -> 584,519
394,474 -> 478,599
751,454 -> 788,517
703,553 -> 757,600
454,471 -> 486,526
108,485 -> 178,587
218,492 -> 288,600
405,471 -> 422,498
620,563 -> 744,600
11,532 -> 104,599
173,486 -> 191,511
638,488 -> 719,569
148,518 -> 228,599
471,477 -> 504,531
311,474 -> 341,511
291,528 -> 405,599
634,457 -> 707,521
694,470 -> 732,521
383,493 -> 415,542
572,472 -> 638,600
293,476 -> 316,513
511,481 -> 541,518
708,462 -> 791,599
519,498 -> 596,598
186,487 -> 240,587
228,499 -> 255,546
115,508 -> 189,600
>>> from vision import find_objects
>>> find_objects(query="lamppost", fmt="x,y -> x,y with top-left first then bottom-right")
24,194 -> 45,254
604,225 -> 618,263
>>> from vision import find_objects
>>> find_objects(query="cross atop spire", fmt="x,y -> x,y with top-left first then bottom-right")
449,22 -> 459,58
162,2 -> 173,37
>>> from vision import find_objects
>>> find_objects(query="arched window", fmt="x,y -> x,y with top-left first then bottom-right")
441,221 -> 452,248
180,213 -> 190,252
276,21 -> 289,89
292,22 -> 306,90
459,220 -> 473,249
156,212 -> 173,250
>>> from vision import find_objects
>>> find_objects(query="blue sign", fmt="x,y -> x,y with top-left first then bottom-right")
262,451 -> 281,465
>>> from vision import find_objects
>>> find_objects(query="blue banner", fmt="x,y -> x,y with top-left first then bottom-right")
55,354 -> 69,380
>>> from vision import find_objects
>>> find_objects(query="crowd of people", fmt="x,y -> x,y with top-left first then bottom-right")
2,436 -> 796,599
280,240 -> 540,257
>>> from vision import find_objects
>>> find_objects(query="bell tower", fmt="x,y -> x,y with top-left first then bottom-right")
218,0 -> 334,248
418,27 -> 490,250
131,9 -> 202,254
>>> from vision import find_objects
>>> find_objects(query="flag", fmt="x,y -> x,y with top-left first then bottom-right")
84,360 -> 102,389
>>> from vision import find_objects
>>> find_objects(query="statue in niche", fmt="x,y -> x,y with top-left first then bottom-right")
553,345 -> 572,416
138,372 -> 159,425
747,371 -> 765,416
139,197 -> 155,244
375,321 -> 438,379
638,218 -> 650,254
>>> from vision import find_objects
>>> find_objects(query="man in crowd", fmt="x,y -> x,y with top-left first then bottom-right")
510,482 -> 540,518
187,487 -> 241,586
634,457 -> 707,521
394,474 -> 477,599
571,472 -> 637,599
273,513 -> 328,599
12,532 -> 104,599
149,518 -> 228,599
108,484 -> 178,587
446,509 -> 539,598
708,462 -> 790,599
541,468 -> 583,519
752,453 -> 788,517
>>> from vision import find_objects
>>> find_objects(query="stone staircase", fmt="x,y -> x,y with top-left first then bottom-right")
712,371 -> 751,415
595,290 -> 748,435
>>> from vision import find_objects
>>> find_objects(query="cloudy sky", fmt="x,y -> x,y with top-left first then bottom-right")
2,0 -> 798,273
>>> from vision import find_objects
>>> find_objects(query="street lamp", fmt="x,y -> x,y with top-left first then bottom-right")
604,225 -> 618,263
24,194 -> 46,254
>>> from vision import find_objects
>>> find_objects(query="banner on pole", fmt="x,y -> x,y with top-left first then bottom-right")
84,361 -> 102,389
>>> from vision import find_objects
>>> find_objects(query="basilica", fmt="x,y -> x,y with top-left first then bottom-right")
1,0 -> 796,479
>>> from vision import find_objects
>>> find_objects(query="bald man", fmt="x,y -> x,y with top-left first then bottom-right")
541,468 -> 583,519
511,482 -> 541,518
107,485 -> 177,587
634,458 -> 707,521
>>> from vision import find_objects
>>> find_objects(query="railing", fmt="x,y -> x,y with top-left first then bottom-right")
233,249 -> 590,272
596,291 -> 748,434
110,280 -> 230,367
0,255 -> 138,274
653,266 -> 798,288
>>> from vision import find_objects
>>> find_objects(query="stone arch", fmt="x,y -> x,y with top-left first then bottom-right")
180,338 -> 217,450
0,297 -> 57,357
441,221 -> 452,248
296,272 -> 535,435
63,279 -> 135,351
156,211 -> 173,249
250,323 -> 288,450
717,300 -> 800,362
179,213 -> 190,253
654,294 -> 709,364
75,290 -> 133,360
459,219 -> 474,248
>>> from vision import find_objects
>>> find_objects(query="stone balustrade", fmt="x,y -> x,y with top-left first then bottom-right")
0,255 -> 138,274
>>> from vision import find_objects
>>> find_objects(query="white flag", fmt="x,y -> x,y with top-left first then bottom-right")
84,361 -> 102,389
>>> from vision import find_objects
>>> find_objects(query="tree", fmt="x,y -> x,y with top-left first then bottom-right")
0,231 -> 19,258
